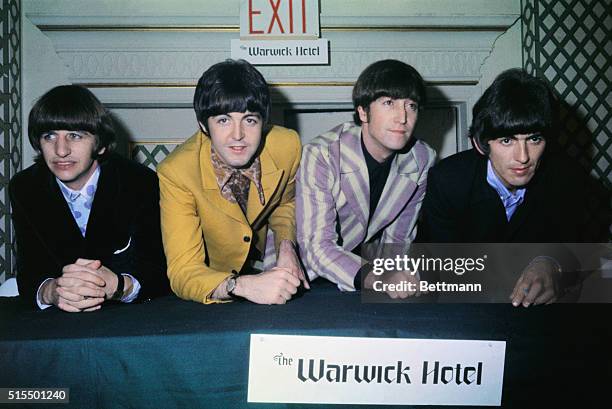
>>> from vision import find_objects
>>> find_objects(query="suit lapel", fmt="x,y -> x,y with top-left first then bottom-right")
246,145 -> 283,225
471,157 -> 519,240
85,159 -> 118,252
339,129 -> 370,229
471,159 -> 505,209
366,148 -> 420,241
30,163 -> 85,264
48,174 -> 85,243
506,167 -> 543,239
507,198 -> 532,238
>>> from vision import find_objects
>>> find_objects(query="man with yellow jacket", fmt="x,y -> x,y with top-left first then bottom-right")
158,59 -> 309,304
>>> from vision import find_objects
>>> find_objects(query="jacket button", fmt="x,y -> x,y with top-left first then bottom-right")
243,236 -> 250,243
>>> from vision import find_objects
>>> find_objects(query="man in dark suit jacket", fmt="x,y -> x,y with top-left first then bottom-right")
417,147 -> 586,244
417,69 -> 591,307
10,85 -> 169,311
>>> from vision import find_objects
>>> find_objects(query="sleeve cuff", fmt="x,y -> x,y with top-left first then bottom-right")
530,256 -> 562,273
36,278 -> 54,310
121,274 -> 141,303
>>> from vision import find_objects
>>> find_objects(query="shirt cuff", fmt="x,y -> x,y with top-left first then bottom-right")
36,278 -> 54,310
120,274 -> 141,303
530,256 -> 562,273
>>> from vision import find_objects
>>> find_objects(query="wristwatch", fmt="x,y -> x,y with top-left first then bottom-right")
110,272 -> 125,300
226,275 -> 238,298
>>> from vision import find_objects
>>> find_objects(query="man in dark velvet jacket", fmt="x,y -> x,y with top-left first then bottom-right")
417,69 -> 592,307
10,85 -> 169,311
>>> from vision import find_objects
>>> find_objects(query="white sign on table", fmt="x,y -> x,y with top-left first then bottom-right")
248,334 -> 506,406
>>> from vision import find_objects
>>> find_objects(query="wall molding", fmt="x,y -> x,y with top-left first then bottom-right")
58,50 -> 489,84
37,24 -> 512,33
38,27 -> 500,85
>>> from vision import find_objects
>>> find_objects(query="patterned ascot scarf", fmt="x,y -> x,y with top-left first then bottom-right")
211,147 -> 265,215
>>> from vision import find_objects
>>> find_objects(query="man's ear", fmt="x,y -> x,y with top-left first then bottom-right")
357,106 -> 369,124
198,121 -> 208,134
470,137 -> 488,156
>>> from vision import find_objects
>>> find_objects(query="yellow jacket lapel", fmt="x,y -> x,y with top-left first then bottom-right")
247,146 -> 283,224
199,135 -> 247,224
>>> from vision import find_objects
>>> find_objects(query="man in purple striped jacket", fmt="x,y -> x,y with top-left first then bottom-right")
296,60 -> 436,295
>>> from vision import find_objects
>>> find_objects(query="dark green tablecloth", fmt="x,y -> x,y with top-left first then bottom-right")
1,279 -> 610,408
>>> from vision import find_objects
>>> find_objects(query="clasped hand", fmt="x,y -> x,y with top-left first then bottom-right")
46,258 -> 119,312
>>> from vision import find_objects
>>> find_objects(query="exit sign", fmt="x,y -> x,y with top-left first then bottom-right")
240,0 -> 320,39
235,0 -> 328,65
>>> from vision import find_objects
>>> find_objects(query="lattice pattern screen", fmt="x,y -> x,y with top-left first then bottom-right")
523,0 -> 611,183
132,143 -> 181,170
0,0 -> 21,283
522,0 -> 611,239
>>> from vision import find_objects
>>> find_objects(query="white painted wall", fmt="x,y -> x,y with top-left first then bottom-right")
21,16 -> 71,166
21,0 -> 522,167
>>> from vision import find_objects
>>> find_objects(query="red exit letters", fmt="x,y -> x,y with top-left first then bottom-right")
248,0 -> 309,35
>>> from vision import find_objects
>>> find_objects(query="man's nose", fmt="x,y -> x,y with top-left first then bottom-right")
55,136 -> 70,157
514,141 -> 529,163
395,104 -> 408,124
231,124 -> 245,141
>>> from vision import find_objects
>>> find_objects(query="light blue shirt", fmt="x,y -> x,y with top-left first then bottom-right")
36,165 -> 140,309
58,166 -> 100,237
486,160 -> 526,221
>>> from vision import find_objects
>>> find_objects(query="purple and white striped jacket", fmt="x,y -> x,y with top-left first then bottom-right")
296,122 -> 436,290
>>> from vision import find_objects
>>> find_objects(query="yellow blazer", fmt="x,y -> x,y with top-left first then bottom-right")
157,126 -> 301,304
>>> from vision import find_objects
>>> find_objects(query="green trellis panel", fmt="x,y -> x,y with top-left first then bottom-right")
131,143 -> 181,170
522,0 -> 611,240
0,0 -> 21,282
522,0 -> 611,185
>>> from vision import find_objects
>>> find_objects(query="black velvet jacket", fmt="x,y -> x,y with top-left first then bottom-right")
9,153 -> 170,307
417,148 -> 590,243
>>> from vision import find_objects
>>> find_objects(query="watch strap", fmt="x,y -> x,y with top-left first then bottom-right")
110,272 -> 124,300
226,275 -> 239,299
